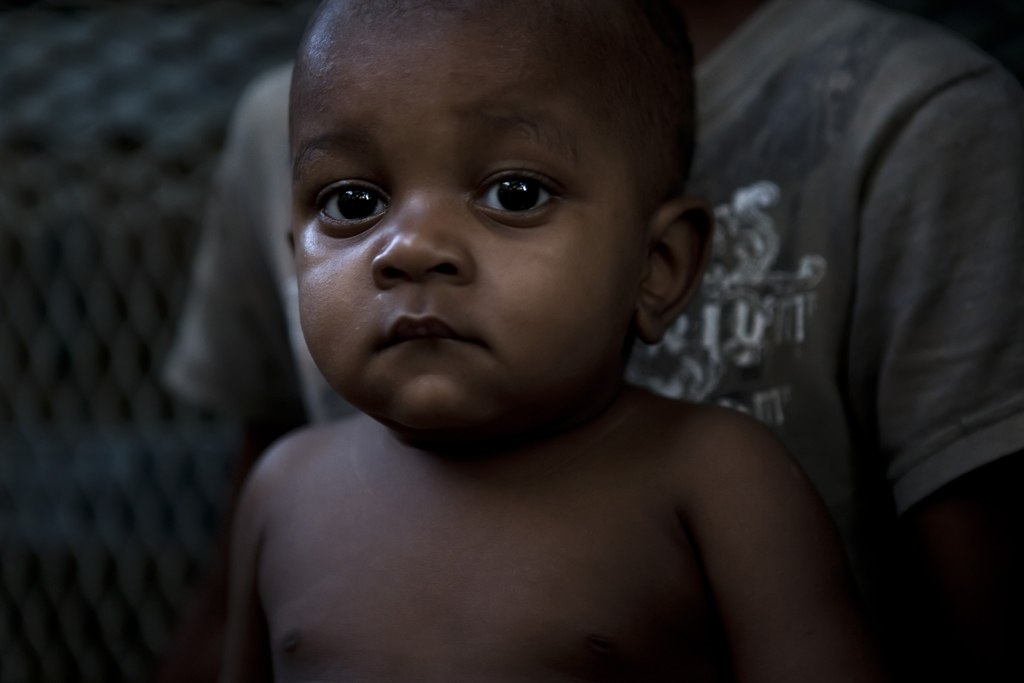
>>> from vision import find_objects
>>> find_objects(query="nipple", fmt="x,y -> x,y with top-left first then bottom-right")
585,634 -> 616,657
281,629 -> 302,654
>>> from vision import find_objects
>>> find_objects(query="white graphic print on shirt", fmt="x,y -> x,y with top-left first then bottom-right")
628,182 -> 827,426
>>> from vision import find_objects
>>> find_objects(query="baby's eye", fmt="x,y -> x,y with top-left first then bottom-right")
321,185 -> 387,222
481,177 -> 552,212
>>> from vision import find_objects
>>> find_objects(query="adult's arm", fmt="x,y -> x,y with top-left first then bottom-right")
847,39 -> 1024,679
158,65 -> 303,682
162,64 -> 304,426
900,451 -> 1023,680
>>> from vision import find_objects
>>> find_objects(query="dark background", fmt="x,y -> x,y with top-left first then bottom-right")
0,1 -> 1021,681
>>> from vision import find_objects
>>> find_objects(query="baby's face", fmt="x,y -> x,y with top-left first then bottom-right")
291,10 -> 652,444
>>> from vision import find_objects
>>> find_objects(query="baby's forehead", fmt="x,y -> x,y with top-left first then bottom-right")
324,0 -> 617,26
295,0 -> 692,205
309,0 -> 628,66
298,0 -> 636,118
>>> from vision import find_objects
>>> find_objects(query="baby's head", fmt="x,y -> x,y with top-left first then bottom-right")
291,0 -> 711,444
293,0 -> 696,206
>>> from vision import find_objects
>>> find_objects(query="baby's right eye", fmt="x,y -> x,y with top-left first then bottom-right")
321,185 -> 387,222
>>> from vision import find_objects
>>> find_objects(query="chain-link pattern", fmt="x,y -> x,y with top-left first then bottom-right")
0,2 -> 314,681
0,1 -> 1021,682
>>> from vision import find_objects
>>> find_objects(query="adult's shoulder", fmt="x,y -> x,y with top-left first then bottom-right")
832,0 -> 1021,130
694,0 -> 1021,188
219,63 -> 294,180
230,63 -> 293,141
765,0 -> 1017,110
823,0 -> 1000,76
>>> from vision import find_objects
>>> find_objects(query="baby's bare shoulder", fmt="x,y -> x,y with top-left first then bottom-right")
631,393 -> 884,681
628,389 -> 787,462
238,414 -> 370,517
625,389 -> 805,504
634,391 -> 834,559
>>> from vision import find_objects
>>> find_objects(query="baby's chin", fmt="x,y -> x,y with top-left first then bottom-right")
342,371 -> 626,452
370,405 -> 541,453
360,396 -> 568,455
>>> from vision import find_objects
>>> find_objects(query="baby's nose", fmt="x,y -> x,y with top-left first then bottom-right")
371,200 -> 475,288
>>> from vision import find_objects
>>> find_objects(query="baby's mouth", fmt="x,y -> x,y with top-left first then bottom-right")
381,315 -> 482,348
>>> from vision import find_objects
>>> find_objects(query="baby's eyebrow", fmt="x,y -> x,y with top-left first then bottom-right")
459,110 -> 580,163
292,128 -> 376,180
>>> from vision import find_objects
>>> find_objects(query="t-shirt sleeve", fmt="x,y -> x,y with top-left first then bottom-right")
162,67 -> 306,424
848,62 -> 1024,514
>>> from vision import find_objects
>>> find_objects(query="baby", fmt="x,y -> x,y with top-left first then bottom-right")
220,1 -> 885,680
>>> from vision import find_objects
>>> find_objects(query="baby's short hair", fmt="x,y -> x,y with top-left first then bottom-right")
551,0 -> 696,204
301,0 -> 695,207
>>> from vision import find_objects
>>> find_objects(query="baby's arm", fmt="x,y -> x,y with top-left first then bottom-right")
680,410 -> 887,681
219,451 -> 276,683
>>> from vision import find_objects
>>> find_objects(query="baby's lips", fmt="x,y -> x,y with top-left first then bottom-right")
381,314 -> 484,348
393,316 -> 456,340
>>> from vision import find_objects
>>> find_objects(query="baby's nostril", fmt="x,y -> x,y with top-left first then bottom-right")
431,262 -> 458,276
382,266 -> 404,280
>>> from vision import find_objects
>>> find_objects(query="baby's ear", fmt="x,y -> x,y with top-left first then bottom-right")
635,196 -> 713,344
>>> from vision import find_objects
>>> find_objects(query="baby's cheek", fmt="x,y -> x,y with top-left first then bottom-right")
298,270 -> 368,377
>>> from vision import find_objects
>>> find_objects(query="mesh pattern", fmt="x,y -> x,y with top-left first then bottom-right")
0,2 -> 315,681
0,2 -> 316,424
0,425 -> 234,682
0,1 -> 1021,682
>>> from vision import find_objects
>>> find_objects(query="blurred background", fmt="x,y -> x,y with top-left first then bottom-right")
0,0 -> 1020,681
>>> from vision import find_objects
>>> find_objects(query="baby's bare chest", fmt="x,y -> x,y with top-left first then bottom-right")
258,451 -> 722,681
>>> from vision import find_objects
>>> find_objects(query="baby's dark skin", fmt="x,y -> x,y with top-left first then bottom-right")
221,2 -> 885,681
227,389 -> 879,682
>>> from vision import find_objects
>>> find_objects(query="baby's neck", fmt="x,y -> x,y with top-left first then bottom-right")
378,385 -> 647,474
382,373 -> 635,454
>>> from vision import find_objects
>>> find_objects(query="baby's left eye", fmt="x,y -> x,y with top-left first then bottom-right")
481,177 -> 552,212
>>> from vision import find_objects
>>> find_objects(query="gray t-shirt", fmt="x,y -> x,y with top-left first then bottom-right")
628,0 -> 1024,597
165,0 -> 1024,608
